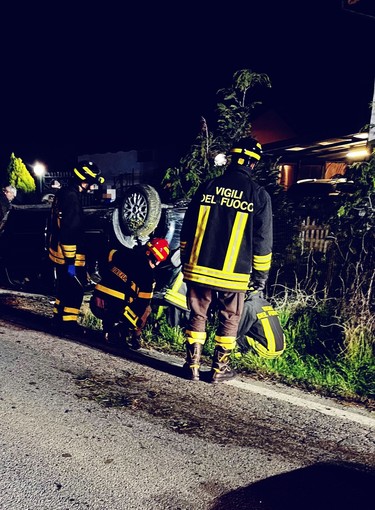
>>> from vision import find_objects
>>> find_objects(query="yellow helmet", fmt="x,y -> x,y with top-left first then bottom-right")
73,161 -> 105,185
230,137 -> 263,166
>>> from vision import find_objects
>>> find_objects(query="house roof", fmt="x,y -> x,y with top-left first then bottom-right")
252,109 -> 297,145
252,107 -> 372,163
262,131 -> 370,163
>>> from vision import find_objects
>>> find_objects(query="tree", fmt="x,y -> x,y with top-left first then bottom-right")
6,153 -> 36,193
162,69 -> 271,201
215,68 -> 271,148
327,148 -> 375,312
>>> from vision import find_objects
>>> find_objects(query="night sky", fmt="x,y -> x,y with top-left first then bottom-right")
1,0 -> 374,173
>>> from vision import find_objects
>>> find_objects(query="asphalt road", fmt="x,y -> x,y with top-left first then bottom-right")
0,290 -> 374,510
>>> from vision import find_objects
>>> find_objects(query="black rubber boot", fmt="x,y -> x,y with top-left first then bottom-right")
131,332 -> 143,350
61,321 -> 85,338
210,346 -> 236,384
103,322 -> 129,347
183,342 -> 203,382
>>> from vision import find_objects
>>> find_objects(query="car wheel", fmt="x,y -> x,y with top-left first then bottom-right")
111,184 -> 162,245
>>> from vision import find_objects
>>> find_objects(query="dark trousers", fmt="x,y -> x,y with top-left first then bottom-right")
186,285 -> 245,339
90,294 -> 152,339
53,265 -> 86,323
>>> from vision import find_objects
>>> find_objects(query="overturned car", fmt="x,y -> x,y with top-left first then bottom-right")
0,184 -> 287,358
0,184 -> 189,322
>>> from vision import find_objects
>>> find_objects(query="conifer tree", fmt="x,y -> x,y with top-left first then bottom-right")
6,153 -> 36,193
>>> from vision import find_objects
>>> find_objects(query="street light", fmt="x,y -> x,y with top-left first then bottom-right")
33,161 -> 46,199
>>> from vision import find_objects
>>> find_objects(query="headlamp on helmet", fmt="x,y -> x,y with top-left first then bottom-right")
73,160 -> 105,185
146,238 -> 170,264
230,137 -> 262,167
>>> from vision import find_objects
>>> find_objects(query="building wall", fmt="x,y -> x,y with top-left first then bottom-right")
77,150 -> 161,186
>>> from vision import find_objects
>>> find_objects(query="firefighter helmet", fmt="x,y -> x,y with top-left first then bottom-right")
73,161 -> 105,185
230,137 -> 263,167
146,238 -> 170,263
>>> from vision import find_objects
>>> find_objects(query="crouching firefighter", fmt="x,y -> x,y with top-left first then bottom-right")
236,288 -> 285,359
180,137 -> 273,383
90,238 -> 170,349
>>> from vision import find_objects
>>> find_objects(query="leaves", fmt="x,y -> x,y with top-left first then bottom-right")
161,69 -> 272,201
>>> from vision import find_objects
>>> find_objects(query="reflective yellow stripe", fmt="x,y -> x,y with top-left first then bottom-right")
73,165 -> 97,181
223,212 -> 248,273
164,272 -> 188,310
150,244 -> 170,260
186,330 -> 206,344
62,315 -> 79,322
61,244 -> 76,252
260,317 -> 275,354
183,263 -> 249,291
253,253 -> 272,271
108,249 -> 117,262
191,205 -> 210,265
49,253 -> 64,264
245,335 -> 285,359
63,307 -> 80,314
138,291 -> 153,299
123,306 -> 138,327
95,283 -> 125,300
214,335 -> 236,350
49,246 -> 85,266
230,146 -> 261,160
81,165 -> 97,178
164,290 -> 188,310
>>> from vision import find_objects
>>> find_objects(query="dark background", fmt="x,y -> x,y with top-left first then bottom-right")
1,0 -> 374,172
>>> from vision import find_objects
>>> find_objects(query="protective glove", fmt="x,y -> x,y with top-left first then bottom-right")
246,280 -> 267,301
66,264 -> 76,278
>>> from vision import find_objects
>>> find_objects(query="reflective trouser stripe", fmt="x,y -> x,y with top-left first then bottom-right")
214,335 -> 236,350
185,330 -> 206,345
123,306 -> 139,328
245,334 -> 285,359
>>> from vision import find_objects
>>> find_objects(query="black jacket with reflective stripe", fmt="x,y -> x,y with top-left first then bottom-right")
180,165 -> 273,292
48,184 -> 86,266
92,246 -> 156,321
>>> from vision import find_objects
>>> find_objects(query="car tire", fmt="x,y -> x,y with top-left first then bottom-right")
111,184 -> 162,245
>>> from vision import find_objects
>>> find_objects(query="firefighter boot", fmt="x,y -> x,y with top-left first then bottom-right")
183,342 -> 203,382
131,331 -> 143,350
210,346 -> 236,384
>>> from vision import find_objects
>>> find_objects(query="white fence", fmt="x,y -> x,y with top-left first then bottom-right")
299,217 -> 331,253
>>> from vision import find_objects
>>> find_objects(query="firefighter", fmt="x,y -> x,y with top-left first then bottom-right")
90,238 -> 170,349
48,160 -> 105,334
236,289 -> 285,359
180,137 -> 273,383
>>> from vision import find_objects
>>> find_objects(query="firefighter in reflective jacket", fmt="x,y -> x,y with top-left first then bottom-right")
90,238 -> 170,349
48,161 -> 105,334
180,137 -> 273,383
236,290 -> 285,359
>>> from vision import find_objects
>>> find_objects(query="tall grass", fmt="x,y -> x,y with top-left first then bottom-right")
148,290 -> 374,402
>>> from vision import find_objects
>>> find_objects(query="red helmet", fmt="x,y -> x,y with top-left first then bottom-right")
146,238 -> 170,263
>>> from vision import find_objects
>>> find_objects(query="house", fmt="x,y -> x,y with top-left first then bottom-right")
252,108 -> 372,190
252,106 -> 373,254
